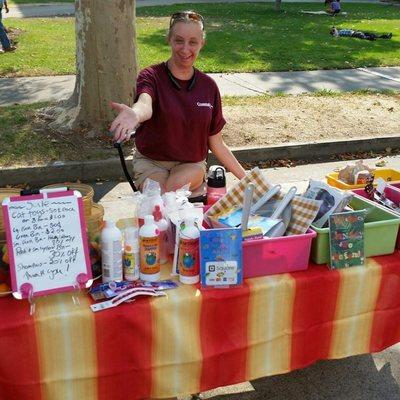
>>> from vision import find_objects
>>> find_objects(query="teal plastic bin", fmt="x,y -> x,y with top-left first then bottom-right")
311,195 -> 400,264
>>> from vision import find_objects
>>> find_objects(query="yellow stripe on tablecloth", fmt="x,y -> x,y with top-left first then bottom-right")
151,284 -> 202,399
246,274 -> 295,379
35,292 -> 98,400
329,259 -> 382,359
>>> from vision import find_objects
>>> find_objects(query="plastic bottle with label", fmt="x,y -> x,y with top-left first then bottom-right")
153,205 -> 168,264
123,226 -> 140,281
207,166 -> 227,206
139,215 -> 160,282
178,217 -> 200,284
100,221 -> 123,283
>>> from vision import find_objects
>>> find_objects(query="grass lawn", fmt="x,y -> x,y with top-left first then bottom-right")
0,3 -> 399,77
0,103 -> 116,167
7,0 -> 73,4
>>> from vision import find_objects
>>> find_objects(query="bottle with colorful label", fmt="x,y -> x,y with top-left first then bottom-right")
123,226 -> 140,281
179,217 -> 200,284
139,215 -> 160,282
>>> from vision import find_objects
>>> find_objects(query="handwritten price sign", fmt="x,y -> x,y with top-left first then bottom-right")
2,190 -> 92,299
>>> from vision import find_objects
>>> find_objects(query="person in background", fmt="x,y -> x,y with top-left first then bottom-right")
325,0 -> 341,15
0,0 -> 15,53
330,26 -> 393,41
328,0 -> 341,15
110,10 -> 246,194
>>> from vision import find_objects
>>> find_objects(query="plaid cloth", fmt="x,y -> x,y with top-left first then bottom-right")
204,168 -> 321,235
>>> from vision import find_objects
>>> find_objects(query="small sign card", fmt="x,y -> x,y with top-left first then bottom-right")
328,210 -> 365,269
200,228 -> 242,287
2,190 -> 92,299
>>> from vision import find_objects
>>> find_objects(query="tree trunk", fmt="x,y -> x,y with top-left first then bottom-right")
47,0 -> 137,134
275,0 -> 282,11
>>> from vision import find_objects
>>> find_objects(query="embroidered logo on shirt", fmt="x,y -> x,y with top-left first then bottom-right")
197,102 -> 213,109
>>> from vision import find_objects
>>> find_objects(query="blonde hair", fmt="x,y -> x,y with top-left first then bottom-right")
168,10 -> 206,39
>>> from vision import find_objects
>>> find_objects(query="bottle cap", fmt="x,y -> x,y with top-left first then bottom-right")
207,166 -> 226,188
152,205 -> 163,222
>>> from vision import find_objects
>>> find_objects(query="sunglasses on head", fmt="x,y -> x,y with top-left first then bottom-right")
169,11 -> 204,30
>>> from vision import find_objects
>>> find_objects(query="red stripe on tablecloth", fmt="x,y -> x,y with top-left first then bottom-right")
95,297 -> 153,400
0,297 -> 42,400
199,283 -> 250,392
290,265 -> 341,370
370,252 -> 400,352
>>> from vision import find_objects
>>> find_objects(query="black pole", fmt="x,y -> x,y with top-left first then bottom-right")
114,142 -> 137,193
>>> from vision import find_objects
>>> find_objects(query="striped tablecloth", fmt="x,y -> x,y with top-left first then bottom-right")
1,253 -> 400,400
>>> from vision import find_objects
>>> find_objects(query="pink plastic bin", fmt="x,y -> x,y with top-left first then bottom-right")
242,229 -> 316,278
352,184 -> 400,249
203,206 -> 316,278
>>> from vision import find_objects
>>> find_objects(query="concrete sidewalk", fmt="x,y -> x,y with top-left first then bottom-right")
1,66 -> 400,106
5,0 -> 382,18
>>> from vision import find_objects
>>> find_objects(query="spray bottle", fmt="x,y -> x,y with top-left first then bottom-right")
153,205 -> 168,264
139,215 -> 160,282
123,226 -> 140,281
178,217 -> 200,284
101,221 -> 123,283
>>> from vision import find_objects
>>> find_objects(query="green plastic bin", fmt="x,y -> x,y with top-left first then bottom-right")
311,195 -> 400,264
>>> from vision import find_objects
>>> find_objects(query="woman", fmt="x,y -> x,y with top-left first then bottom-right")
110,10 -> 246,194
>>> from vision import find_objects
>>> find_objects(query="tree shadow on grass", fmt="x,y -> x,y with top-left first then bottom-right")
137,2 -> 400,73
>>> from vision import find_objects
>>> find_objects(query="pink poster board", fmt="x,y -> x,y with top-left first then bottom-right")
2,190 -> 93,299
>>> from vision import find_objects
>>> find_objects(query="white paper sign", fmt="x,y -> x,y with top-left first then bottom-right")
2,190 -> 92,299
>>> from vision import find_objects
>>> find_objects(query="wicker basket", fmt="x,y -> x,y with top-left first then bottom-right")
0,188 -> 20,232
41,183 -> 94,218
86,203 -> 104,279
86,203 -> 104,240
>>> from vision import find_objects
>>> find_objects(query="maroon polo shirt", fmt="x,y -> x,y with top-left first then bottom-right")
135,63 -> 226,162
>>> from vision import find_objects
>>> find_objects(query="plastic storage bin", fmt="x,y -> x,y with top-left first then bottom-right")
311,195 -> 400,264
242,229 -> 316,278
326,168 -> 400,190
203,211 -> 316,278
353,184 -> 400,249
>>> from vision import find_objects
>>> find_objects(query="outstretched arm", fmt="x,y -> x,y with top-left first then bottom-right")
208,132 -> 246,180
110,92 -> 153,143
